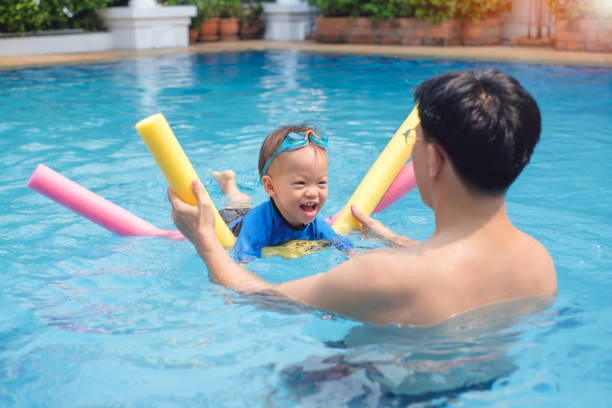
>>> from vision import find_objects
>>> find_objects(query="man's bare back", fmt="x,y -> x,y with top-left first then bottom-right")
332,213 -> 555,325
274,200 -> 556,326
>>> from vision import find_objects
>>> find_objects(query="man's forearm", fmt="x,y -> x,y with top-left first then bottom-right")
194,232 -> 270,293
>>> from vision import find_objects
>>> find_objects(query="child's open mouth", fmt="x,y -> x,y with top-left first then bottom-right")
300,203 -> 318,217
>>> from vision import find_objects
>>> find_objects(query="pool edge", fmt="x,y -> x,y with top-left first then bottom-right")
2,40 -> 612,70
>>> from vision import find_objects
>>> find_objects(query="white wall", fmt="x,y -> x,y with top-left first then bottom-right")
0,4 -> 195,57
0,33 -> 113,57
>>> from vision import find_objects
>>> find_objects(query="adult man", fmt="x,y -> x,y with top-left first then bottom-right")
168,69 -> 557,326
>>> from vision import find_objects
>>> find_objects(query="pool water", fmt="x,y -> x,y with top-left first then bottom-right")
1,51 -> 611,407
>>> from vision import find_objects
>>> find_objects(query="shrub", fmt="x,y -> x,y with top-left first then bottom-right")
455,0 -> 511,21
241,0 -> 264,25
0,0 -> 42,33
38,0 -> 112,31
359,0 -> 416,20
410,0 -> 456,23
310,0 -> 512,22
544,0 -> 612,21
308,0 -> 366,18
215,0 -> 243,18
308,0 -> 455,22
197,0 -> 219,22
0,0 -> 116,34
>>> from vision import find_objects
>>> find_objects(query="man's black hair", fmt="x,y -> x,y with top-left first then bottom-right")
414,69 -> 541,195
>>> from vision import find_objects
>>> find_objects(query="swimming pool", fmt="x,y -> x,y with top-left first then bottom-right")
1,51 -> 611,406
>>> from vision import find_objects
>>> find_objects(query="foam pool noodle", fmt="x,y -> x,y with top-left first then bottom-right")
27,163 -> 184,240
373,160 -> 416,213
135,113 -> 236,249
325,161 -> 416,225
331,106 -> 419,235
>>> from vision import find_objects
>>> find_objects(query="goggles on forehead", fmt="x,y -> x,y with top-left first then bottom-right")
261,130 -> 328,176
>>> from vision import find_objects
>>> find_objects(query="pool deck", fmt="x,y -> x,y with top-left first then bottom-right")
2,40 -> 612,70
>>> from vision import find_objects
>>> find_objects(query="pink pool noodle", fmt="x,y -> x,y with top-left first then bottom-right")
373,161 -> 416,213
326,161 -> 416,224
27,164 -> 185,240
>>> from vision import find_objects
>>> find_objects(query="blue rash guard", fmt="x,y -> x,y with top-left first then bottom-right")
229,199 -> 352,261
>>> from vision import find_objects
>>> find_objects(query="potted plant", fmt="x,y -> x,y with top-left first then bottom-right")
196,0 -> 220,41
545,0 -> 612,52
216,0 -> 242,40
239,0 -> 265,39
161,0 -> 206,43
189,24 -> 200,43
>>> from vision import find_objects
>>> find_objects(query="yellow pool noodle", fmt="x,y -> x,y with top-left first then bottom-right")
135,113 -> 236,249
332,106 -> 419,235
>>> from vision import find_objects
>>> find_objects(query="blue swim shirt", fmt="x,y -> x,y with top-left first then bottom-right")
232,199 -> 352,261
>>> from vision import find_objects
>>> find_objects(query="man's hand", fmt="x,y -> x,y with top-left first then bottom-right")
350,204 -> 419,247
350,204 -> 396,241
167,180 -> 271,293
167,180 -> 216,247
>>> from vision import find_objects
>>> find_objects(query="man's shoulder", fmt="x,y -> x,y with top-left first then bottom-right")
343,247 -> 428,287
514,230 -> 556,291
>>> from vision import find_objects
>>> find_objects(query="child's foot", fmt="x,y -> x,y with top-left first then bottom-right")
213,170 -> 251,208
212,170 -> 239,194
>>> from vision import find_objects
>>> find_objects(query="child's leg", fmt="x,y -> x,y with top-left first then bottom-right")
212,170 -> 251,208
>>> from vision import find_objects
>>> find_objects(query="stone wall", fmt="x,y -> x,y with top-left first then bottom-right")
554,19 -> 612,52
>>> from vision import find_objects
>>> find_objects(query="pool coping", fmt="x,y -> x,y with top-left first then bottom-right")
2,40 -> 612,70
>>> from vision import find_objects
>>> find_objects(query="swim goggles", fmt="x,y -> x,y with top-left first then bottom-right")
261,130 -> 328,176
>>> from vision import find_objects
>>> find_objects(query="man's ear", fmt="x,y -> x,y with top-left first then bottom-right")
262,175 -> 275,197
427,143 -> 446,180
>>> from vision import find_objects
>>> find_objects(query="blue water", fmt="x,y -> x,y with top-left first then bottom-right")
1,51 -> 611,407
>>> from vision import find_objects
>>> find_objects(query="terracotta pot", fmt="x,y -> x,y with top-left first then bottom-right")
189,29 -> 199,44
239,20 -> 265,40
219,18 -> 239,41
199,18 -> 219,42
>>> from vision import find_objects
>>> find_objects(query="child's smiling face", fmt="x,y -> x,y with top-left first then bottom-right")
262,145 -> 328,228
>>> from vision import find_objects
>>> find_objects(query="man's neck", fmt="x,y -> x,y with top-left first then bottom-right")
431,184 -> 510,242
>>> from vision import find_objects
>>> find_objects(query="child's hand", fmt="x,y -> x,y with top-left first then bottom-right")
167,180 -> 217,247
350,204 -> 396,242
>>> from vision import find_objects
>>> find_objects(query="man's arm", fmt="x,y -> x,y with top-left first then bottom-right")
168,182 -> 270,293
275,249 -> 409,324
169,181 -> 414,325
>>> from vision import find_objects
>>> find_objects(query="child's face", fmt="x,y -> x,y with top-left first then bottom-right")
262,145 -> 328,228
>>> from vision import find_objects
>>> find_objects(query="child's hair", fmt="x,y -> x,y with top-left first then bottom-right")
257,124 -> 325,178
414,69 -> 541,196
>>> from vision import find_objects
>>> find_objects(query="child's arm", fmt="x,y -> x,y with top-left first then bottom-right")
232,227 -> 261,263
